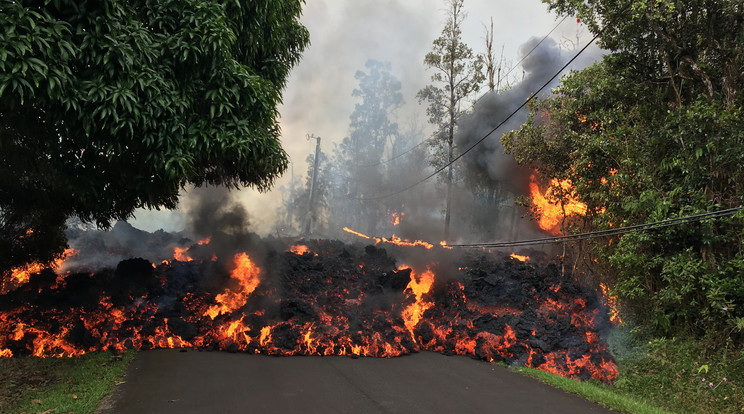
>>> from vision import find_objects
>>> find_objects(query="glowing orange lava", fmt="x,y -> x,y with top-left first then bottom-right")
343,227 -> 436,250
8,248 -> 78,284
289,245 -> 314,255
343,227 -> 371,239
529,174 -> 587,235
204,253 -> 261,319
510,253 -> 530,262
173,237 -> 212,262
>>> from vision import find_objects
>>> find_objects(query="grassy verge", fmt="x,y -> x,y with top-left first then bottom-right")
0,350 -> 136,414
510,325 -> 744,414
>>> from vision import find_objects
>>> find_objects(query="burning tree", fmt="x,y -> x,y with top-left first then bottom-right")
0,1 -> 309,275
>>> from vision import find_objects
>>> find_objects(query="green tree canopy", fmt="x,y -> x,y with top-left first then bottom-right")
0,0 -> 309,272
503,0 -> 744,342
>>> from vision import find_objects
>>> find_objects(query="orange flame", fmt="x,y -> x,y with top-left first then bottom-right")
529,174 -> 587,235
343,227 -> 437,250
289,245 -> 314,255
204,253 -> 261,319
391,212 -> 404,226
8,248 -> 78,284
343,227 -> 371,239
600,283 -> 622,325
509,253 -> 530,262
173,247 -> 192,262
173,237 -> 212,262
401,266 -> 436,342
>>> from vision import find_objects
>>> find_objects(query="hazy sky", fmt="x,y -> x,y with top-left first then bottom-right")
130,0 -> 588,234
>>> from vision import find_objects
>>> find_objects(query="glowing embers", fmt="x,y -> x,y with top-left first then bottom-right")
204,253 -> 261,319
529,174 -> 587,235
400,266 -> 436,342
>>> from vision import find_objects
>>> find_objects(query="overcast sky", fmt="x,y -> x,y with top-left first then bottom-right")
130,0 -> 590,234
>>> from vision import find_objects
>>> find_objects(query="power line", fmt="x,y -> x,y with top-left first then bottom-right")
448,207 -> 742,248
358,15 -> 571,169
354,29 -> 601,201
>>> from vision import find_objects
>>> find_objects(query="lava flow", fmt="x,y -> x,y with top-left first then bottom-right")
0,235 -> 617,383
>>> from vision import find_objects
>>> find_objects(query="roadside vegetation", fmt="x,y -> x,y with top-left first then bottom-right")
514,322 -> 744,414
0,350 -> 135,414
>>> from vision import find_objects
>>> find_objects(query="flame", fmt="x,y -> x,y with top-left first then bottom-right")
173,237 -> 212,262
289,245 -> 315,256
401,266 -> 436,342
8,248 -> 78,284
204,253 -> 261,319
600,283 -> 622,325
391,212 -> 404,226
529,174 -> 587,235
343,227 -> 371,239
379,235 -> 434,250
510,253 -> 530,262
0,239 -> 618,383
343,227 -> 436,250
173,247 -> 192,262
439,241 -> 453,250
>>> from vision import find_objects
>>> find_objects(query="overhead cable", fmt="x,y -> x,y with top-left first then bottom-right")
354,29 -> 601,201
358,15 -> 571,169
448,207 -> 742,248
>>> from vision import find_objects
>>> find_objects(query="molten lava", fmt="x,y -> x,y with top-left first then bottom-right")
0,238 -> 618,383
289,245 -> 315,256
529,174 -> 587,235
7,248 -> 78,285
343,227 -> 436,250
510,253 -> 530,262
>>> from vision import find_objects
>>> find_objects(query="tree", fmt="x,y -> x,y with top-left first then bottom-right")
0,0 -> 309,273
417,0 -> 484,240
332,59 -> 403,234
504,1 -> 744,342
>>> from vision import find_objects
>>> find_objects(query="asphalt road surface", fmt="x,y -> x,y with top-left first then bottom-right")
97,350 -> 617,414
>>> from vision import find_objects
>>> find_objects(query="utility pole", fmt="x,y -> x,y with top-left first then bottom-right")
304,134 -> 321,235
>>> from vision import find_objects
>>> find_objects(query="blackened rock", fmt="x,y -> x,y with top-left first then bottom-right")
279,299 -> 317,321
67,320 -> 97,348
168,317 -> 197,340
115,257 -> 154,280
529,338 -> 552,353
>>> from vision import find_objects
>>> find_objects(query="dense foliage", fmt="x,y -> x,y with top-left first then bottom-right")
504,0 -> 744,343
0,0 -> 309,272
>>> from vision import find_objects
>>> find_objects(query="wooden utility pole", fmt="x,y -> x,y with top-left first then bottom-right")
304,134 -> 321,235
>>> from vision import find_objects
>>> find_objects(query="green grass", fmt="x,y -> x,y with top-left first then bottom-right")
508,325 -> 744,414
0,350 -> 136,414
512,365 -> 674,414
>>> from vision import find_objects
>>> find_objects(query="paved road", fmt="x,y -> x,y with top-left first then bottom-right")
97,350 -> 616,414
